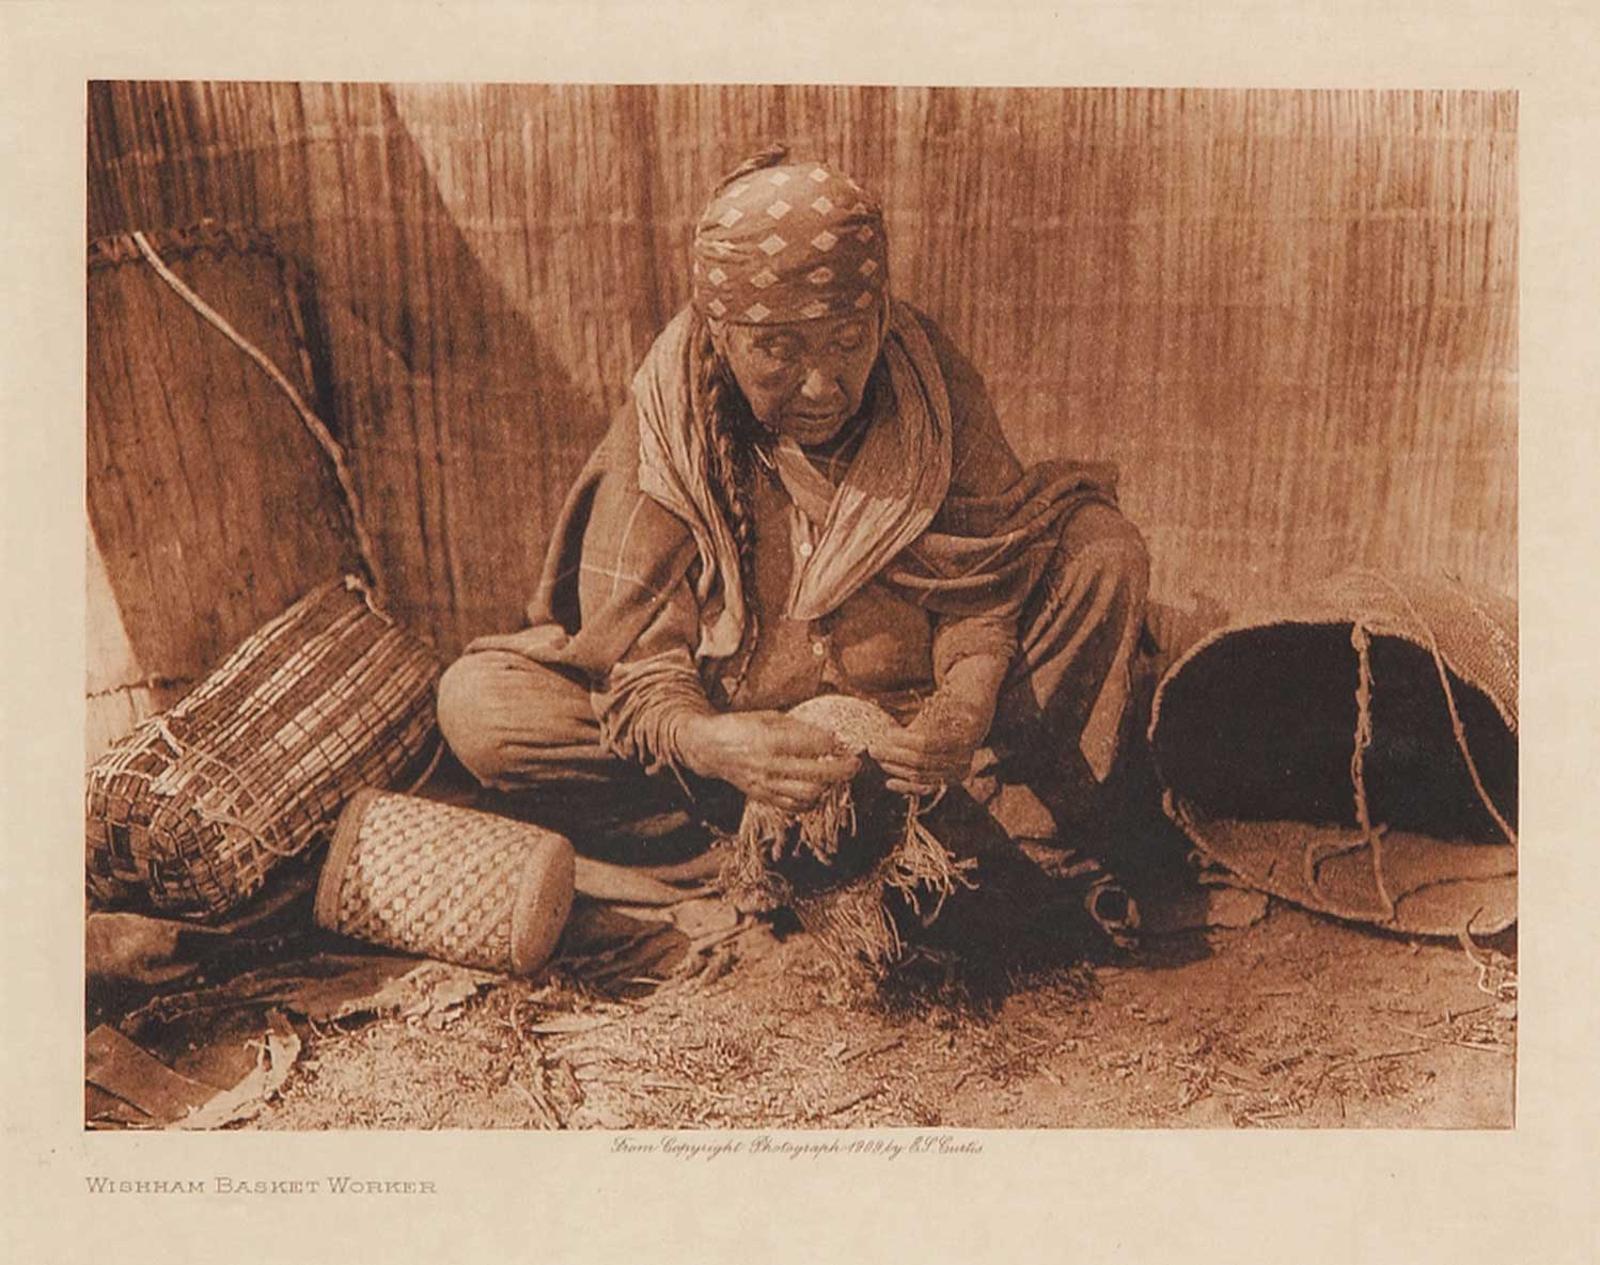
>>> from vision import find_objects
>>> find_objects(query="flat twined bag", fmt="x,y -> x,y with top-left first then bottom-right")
86,576 -> 442,920
1148,570 -> 1516,936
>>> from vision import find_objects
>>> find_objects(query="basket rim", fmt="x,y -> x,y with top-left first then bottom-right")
1162,788 -> 1518,936
1149,603 -> 1519,746
313,786 -> 384,931
509,832 -> 576,976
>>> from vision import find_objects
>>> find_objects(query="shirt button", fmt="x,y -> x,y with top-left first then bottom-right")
799,540 -> 814,558
811,640 -> 826,658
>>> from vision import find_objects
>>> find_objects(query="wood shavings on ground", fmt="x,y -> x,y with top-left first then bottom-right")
86,1009 -> 304,1130
248,905 -> 1514,1130
321,961 -> 496,1028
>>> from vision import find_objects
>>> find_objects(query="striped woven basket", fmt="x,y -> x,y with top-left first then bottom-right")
85,576 -> 442,920
315,790 -> 575,977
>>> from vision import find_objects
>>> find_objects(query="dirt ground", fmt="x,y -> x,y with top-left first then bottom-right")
252,895 -> 1515,1131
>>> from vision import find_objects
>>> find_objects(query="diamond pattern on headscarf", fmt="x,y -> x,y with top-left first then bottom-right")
691,158 -> 889,324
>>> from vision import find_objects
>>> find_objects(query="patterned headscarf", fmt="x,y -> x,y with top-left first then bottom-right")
690,148 -> 889,324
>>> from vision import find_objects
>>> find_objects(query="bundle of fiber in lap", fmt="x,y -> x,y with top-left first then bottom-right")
1148,570 -> 1516,936
86,576 -> 442,920
315,790 -> 575,977
721,695 -> 976,972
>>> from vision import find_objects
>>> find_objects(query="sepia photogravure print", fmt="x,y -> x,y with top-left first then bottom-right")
83,81 -> 1517,1132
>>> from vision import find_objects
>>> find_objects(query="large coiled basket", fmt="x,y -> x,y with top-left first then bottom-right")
1149,570 -> 1516,936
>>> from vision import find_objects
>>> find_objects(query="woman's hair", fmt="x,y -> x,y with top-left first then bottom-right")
690,312 -> 765,689
687,140 -> 890,692
689,142 -> 790,691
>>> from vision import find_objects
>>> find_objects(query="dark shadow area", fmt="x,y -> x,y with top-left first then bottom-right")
85,82 -> 609,664
302,86 -> 609,655
85,865 -> 322,1031
1153,624 -> 1517,843
848,786 -> 1157,1017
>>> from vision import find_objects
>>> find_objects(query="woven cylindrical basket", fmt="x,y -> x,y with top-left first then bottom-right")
1149,570 -> 1517,936
85,576 -> 442,920
315,790 -> 576,976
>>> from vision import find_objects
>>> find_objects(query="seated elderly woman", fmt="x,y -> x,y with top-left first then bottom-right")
438,148 -> 1150,916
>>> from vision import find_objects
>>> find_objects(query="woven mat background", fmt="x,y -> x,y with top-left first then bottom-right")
88,85 -> 1516,682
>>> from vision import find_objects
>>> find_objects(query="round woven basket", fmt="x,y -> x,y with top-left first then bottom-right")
315,790 -> 575,976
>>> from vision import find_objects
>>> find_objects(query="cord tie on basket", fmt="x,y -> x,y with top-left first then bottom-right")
1301,620 -> 1397,923
1353,569 -> 1517,847
146,715 -> 300,861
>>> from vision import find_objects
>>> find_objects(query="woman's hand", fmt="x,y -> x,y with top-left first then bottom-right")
867,653 -> 1008,796
866,693 -> 991,797
679,710 -> 860,814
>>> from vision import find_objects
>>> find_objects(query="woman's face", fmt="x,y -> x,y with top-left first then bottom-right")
715,310 -> 884,448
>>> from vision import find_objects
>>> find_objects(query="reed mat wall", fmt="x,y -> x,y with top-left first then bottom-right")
86,84 -> 1517,757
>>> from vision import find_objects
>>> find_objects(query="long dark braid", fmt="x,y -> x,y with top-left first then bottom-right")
691,315 -> 766,699
690,142 -> 805,699
694,138 -> 796,580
